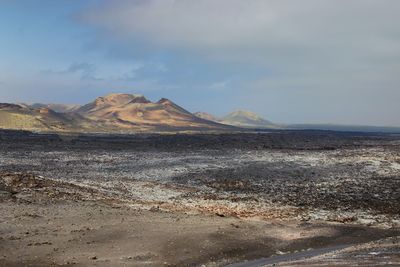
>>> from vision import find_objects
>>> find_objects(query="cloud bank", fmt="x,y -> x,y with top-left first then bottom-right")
83,0 -> 400,68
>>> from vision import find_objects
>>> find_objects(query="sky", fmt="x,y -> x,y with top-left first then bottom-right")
0,0 -> 399,126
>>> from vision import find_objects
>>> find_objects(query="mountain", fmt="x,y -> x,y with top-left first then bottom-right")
75,93 -> 230,131
2,95 -> 399,134
219,110 -> 276,128
194,110 -> 278,129
0,103 -> 88,132
193,112 -> 220,122
0,93 -> 233,133
29,103 -> 81,113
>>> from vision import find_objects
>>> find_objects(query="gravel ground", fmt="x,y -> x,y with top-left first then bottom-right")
0,131 -> 399,226
0,130 -> 399,266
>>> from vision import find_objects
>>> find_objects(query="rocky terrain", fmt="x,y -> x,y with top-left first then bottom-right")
0,130 -> 399,266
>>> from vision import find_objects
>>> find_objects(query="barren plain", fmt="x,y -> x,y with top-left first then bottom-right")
0,130 -> 399,266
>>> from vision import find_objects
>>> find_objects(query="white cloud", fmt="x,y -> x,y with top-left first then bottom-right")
81,1 -> 400,89
82,0 -> 400,66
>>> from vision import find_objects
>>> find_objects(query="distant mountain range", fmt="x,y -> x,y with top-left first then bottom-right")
0,94 -> 233,133
28,103 -> 81,113
1,93 -> 399,133
194,110 -> 277,128
194,111 -> 400,133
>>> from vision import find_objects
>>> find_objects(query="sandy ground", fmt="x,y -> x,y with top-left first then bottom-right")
0,172 -> 399,267
1,198 -> 398,267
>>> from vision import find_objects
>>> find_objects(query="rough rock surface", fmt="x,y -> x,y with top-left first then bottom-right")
0,130 -> 399,266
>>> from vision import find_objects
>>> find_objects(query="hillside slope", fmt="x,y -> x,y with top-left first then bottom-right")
193,112 -> 220,122
0,104 -> 82,131
76,93 -> 231,131
220,110 -> 273,128
29,103 -> 81,113
0,93 -> 234,133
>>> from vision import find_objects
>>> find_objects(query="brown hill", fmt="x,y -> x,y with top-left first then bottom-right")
0,93 -> 237,132
0,104 -> 80,131
76,93 -> 230,131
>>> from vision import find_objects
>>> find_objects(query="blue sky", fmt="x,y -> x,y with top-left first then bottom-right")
1,0 -> 399,126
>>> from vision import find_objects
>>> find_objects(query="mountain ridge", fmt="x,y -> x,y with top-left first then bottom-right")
194,110 -> 277,129
29,103 -> 81,113
0,93 -> 234,133
221,110 -> 275,128
3,94 -> 399,133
